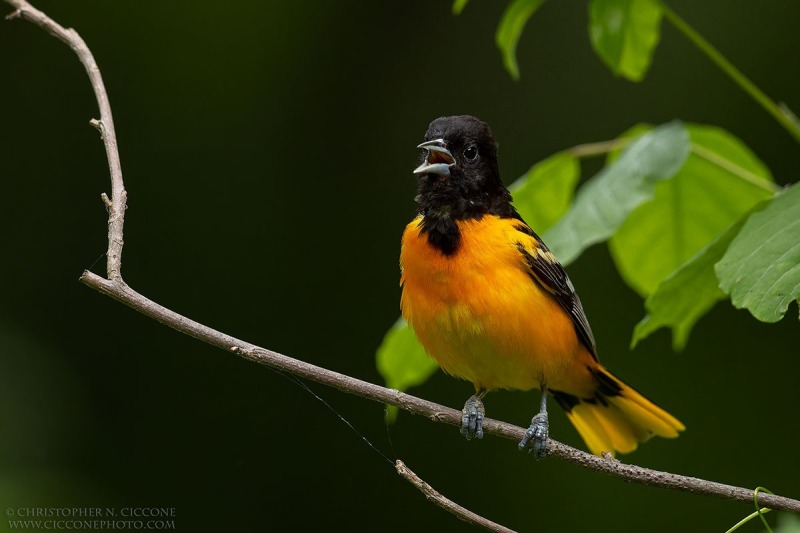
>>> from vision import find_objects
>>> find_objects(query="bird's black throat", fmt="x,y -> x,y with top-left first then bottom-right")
416,175 -> 518,256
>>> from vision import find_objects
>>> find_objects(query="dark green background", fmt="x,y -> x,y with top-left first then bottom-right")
1,1 -> 798,531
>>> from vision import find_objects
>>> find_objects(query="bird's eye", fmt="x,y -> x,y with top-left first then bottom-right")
464,145 -> 478,161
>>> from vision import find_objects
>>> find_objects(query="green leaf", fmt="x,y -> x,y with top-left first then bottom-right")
495,0 -> 546,80
609,124 -> 776,296
632,213 -> 750,350
716,183 -> 800,323
589,0 -> 662,82
509,151 -> 580,233
543,121 -> 690,265
376,318 -> 438,420
452,0 -> 469,15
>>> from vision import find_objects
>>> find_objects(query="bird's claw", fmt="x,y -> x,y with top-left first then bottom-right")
518,411 -> 549,459
460,394 -> 485,440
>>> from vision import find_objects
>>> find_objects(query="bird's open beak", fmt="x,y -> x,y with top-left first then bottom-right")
414,138 -> 456,176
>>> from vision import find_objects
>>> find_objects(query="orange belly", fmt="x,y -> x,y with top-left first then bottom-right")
400,215 -> 589,392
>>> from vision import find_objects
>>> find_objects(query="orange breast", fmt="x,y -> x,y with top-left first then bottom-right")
400,215 -> 585,392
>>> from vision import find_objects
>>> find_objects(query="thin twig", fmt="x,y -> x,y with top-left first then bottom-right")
6,0 -> 800,519
395,461 -> 516,533
5,0 -> 127,279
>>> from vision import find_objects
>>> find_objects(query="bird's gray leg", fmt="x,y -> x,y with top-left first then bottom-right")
518,385 -> 549,459
460,389 -> 487,440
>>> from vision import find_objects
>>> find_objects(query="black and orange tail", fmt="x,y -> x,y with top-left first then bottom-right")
553,365 -> 685,456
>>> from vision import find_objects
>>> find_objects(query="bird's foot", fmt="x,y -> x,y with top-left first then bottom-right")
518,411 -> 549,459
460,394 -> 485,440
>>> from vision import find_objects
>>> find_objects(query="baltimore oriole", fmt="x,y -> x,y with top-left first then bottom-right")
400,115 -> 684,457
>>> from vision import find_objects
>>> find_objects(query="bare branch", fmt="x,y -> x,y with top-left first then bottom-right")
7,0 -> 800,520
5,0 -> 126,279
76,271 -> 800,515
395,461 -> 516,533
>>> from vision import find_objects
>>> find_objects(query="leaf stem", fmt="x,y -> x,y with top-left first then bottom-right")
725,508 -> 772,533
690,145 -> 780,193
564,131 -> 780,195
754,487 -> 775,533
659,2 -> 800,144
566,137 -> 631,158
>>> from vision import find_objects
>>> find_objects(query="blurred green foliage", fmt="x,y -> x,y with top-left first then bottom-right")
717,184 -> 800,323
508,151 -> 579,232
589,0 -> 663,82
632,214 -> 748,350
610,124 -> 777,297
544,121 -> 689,264
495,0 -> 546,81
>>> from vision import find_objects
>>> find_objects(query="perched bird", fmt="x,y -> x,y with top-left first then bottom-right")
399,115 -> 684,457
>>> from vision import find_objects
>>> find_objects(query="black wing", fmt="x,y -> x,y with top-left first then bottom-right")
512,222 -> 598,360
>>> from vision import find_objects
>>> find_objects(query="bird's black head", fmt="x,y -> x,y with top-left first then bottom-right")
412,115 -> 517,253
414,115 -> 515,221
